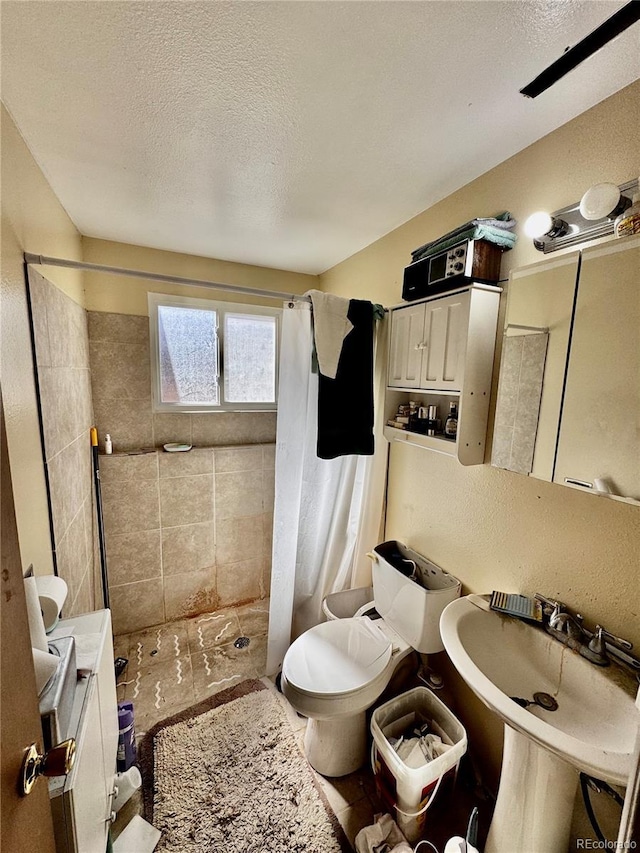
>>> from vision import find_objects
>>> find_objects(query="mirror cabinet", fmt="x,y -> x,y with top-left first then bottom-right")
492,234 -> 640,505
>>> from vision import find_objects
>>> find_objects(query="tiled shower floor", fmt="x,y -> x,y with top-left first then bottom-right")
113,601 -> 491,849
114,600 -> 270,734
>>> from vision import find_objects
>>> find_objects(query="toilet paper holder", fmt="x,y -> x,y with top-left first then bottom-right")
20,738 -> 76,796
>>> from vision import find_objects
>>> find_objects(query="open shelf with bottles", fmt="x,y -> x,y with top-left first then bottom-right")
384,284 -> 501,465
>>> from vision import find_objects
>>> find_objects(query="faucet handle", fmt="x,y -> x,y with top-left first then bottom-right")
534,594 -> 564,625
534,593 -> 564,612
588,626 -> 607,657
597,626 -> 633,652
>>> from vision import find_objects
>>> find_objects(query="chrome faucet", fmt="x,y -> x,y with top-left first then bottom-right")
584,625 -> 634,666
535,593 -> 639,673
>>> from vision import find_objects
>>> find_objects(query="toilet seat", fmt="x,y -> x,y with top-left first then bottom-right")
283,617 -> 392,698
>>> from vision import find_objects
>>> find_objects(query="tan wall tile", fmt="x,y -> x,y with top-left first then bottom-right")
110,579 -> 165,634
213,446 -> 262,473
216,515 -> 263,565
55,503 -> 88,605
89,340 -> 151,400
158,447 -> 212,478
262,444 -> 276,469
38,367 -> 93,461
92,398 -> 153,451
159,474 -> 213,526
262,466 -> 275,513
191,411 -> 276,446
99,451 -> 158,483
152,413 -> 192,447
27,270 -> 52,367
46,283 -> 89,369
216,557 -> 262,607
164,567 -> 217,621
67,568 -> 94,617
48,436 -> 92,541
88,311 -> 149,343
101,478 -> 160,536
105,528 -> 162,585
215,470 -> 263,520
161,522 -> 215,576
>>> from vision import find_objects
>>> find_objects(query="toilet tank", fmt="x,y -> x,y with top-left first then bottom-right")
370,541 -> 461,653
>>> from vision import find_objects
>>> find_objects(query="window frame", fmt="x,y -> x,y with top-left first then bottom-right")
148,292 -> 281,413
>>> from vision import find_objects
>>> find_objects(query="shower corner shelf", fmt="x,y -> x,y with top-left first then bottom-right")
384,284 -> 501,466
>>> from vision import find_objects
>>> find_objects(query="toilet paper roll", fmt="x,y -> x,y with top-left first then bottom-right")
35,576 -> 68,632
32,647 -> 59,695
24,577 -> 49,653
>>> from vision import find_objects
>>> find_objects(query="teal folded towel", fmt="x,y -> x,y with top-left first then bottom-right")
411,212 -> 517,263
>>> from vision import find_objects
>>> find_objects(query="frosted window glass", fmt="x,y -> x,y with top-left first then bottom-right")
158,306 -> 219,404
224,314 -> 277,403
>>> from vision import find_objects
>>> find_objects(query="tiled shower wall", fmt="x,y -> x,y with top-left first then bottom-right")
87,309 -> 276,635
100,445 -> 274,634
27,270 -> 99,614
87,310 -> 277,450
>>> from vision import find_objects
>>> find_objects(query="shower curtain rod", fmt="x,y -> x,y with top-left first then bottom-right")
24,252 -> 312,304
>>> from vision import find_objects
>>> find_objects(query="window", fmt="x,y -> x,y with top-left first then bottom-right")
148,293 -> 280,412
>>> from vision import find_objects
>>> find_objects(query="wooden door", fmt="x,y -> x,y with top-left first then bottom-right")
387,302 -> 425,387
419,291 -> 470,391
1,390 -> 57,851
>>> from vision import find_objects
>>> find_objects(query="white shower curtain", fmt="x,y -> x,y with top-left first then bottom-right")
266,301 -> 387,675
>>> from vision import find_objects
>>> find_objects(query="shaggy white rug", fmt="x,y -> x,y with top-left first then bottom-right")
141,679 -> 350,852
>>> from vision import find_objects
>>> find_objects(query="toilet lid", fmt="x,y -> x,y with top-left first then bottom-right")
283,617 -> 392,696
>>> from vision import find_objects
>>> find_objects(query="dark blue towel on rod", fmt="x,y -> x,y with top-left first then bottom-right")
316,299 -> 374,460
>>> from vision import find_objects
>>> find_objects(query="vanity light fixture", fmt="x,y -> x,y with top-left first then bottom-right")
579,182 -> 630,221
527,177 -> 638,253
524,212 -> 568,241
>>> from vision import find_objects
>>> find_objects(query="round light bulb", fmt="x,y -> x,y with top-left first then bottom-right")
579,183 -> 621,220
524,211 -> 553,239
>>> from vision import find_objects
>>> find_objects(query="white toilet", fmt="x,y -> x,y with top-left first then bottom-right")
281,541 -> 461,777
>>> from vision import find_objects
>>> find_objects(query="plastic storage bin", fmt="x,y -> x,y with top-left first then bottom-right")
322,586 -> 374,620
371,686 -> 467,842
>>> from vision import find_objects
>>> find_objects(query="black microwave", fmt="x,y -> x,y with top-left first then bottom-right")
402,238 -> 502,301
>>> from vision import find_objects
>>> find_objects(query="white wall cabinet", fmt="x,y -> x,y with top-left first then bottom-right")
385,284 -> 501,465
492,235 -> 640,505
49,610 -> 119,853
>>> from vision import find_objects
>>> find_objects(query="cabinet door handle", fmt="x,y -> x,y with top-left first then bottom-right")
564,477 -> 593,489
414,341 -> 427,350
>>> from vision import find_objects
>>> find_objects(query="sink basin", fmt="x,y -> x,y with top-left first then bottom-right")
440,595 -> 639,852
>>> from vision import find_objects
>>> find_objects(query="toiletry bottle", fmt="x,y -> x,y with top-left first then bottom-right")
615,182 -> 640,237
444,403 -> 458,439
408,400 -> 420,432
426,404 -> 438,436
104,434 -> 113,455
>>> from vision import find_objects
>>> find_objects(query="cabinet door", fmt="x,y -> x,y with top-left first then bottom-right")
554,238 -> 640,501
388,303 -> 426,387
67,678 -> 109,853
419,291 -> 470,390
499,253 -> 579,481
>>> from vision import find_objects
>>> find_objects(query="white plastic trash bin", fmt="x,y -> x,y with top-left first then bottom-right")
322,586 -> 374,621
371,686 -> 467,843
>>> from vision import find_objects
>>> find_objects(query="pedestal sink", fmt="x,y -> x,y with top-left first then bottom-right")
440,595 -> 638,853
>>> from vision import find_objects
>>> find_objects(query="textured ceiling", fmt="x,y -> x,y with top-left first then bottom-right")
2,1 -> 639,274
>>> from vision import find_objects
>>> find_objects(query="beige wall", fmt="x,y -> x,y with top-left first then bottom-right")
321,82 -> 640,785
82,237 -> 317,315
1,104 -> 84,575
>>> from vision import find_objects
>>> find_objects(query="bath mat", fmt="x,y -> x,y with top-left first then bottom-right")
139,679 -> 351,852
